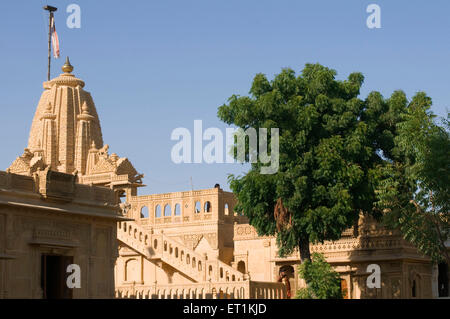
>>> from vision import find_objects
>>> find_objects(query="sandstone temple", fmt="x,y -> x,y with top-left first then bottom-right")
0,59 -> 448,299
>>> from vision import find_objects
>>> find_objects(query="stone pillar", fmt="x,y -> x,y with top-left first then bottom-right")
431,263 -> 439,298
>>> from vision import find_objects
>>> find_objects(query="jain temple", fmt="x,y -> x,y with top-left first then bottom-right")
0,59 -> 448,299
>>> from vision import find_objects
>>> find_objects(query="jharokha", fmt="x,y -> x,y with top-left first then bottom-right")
0,58 -> 448,299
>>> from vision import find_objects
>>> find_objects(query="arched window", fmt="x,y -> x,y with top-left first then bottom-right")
175,204 -> 182,216
195,201 -> 201,214
237,261 -> 246,274
125,259 -> 139,282
140,206 -> 149,218
224,203 -> 229,216
118,190 -> 126,204
164,204 -> 172,217
155,205 -> 162,218
204,201 -> 212,213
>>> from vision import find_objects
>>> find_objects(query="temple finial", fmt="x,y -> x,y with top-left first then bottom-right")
62,57 -> 74,73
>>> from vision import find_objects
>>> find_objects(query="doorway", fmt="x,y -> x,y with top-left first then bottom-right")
438,262 -> 449,297
340,278 -> 349,299
41,254 -> 73,299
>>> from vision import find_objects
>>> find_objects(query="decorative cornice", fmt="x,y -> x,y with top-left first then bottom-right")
45,73 -> 85,88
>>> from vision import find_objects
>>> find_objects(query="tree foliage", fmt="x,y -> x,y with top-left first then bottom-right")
218,63 -> 407,260
376,97 -> 450,264
295,253 -> 342,299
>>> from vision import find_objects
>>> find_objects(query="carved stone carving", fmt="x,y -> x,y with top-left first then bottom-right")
182,234 -> 204,250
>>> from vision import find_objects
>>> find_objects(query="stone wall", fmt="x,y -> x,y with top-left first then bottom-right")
0,170 -> 123,299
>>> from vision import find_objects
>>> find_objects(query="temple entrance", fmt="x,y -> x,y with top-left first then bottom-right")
41,254 -> 73,299
279,265 -> 295,298
438,262 -> 449,297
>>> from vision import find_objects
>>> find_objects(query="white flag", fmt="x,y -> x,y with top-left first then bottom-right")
51,15 -> 60,58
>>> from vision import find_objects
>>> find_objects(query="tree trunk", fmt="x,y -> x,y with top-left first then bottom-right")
298,238 -> 311,263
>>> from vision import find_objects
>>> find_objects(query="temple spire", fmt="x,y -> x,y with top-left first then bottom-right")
8,60 -> 104,176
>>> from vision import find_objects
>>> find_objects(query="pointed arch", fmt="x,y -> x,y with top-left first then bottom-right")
175,203 -> 182,216
164,204 -> 172,216
155,204 -> 162,218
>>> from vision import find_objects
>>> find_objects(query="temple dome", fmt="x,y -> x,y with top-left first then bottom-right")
8,57 -> 143,190
10,58 -> 103,175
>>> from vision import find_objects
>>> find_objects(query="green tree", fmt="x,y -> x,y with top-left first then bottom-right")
218,63 -> 406,262
295,253 -> 342,299
376,96 -> 450,265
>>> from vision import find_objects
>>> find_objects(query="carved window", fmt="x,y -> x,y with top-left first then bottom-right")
175,203 -> 182,216
209,265 -> 213,277
125,259 -> 139,282
237,261 -> 246,274
140,206 -> 149,218
224,203 -> 229,216
204,201 -> 212,213
118,190 -> 126,203
164,204 -> 172,217
195,201 -> 201,214
155,205 -> 162,218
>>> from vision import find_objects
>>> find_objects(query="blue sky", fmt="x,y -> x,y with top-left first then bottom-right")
0,0 -> 449,194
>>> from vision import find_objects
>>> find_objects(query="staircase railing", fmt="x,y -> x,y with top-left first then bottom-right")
117,220 -> 246,283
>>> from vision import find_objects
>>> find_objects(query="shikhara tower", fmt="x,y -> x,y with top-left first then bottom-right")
8,57 -> 143,201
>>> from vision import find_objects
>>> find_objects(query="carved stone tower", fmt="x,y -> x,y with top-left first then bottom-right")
28,57 -> 103,175
8,58 -> 143,201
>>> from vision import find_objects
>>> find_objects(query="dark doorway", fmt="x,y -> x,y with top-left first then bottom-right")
41,254 -> 73,299
438,262 -> 449,297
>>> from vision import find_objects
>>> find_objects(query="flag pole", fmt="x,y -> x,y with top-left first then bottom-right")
43,5 -> 57,81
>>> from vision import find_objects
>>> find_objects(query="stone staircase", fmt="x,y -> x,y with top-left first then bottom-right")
117,220 -> 245,283
117,220 -> 153,259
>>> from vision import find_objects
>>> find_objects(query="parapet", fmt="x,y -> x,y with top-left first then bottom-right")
0,169 -> 122,219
